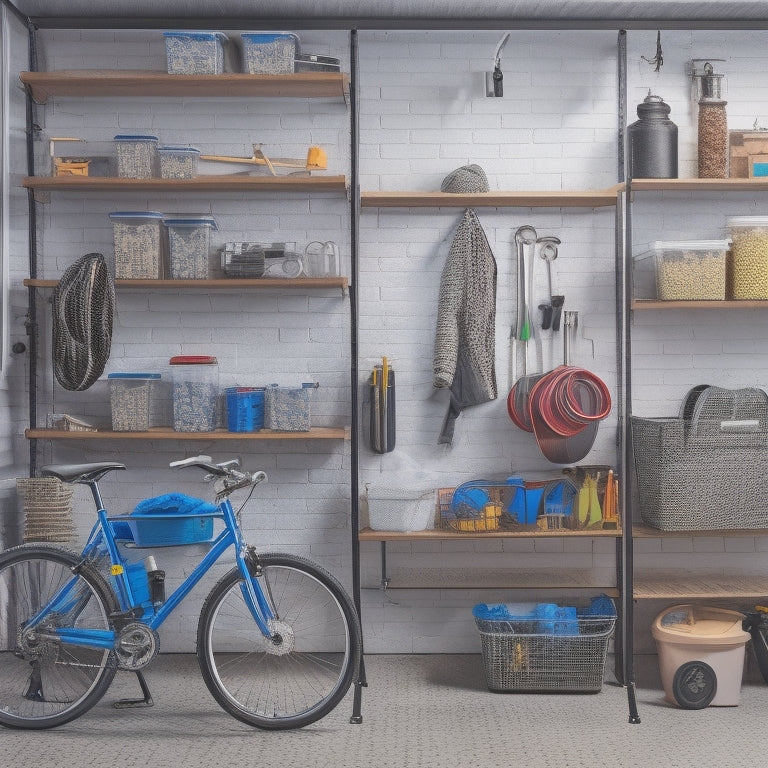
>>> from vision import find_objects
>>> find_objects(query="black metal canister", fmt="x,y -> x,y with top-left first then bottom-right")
627,91 -> 678,179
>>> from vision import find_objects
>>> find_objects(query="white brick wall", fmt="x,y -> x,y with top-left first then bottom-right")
8,25 -> 768,655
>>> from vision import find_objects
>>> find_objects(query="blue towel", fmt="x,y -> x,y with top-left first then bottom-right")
132,492 -> 217,516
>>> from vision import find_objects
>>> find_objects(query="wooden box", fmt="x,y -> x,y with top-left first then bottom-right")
729,130 -> 768,177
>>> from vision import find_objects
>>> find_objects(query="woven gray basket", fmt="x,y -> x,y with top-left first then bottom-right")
632,386 -> 768,530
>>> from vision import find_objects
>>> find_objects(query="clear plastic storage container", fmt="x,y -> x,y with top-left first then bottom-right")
264,383 -> 315,431
650,240 -> 730,300
158,146 -> 200,179
163,31 -> 228,74
114,134 -> 158,179
164,217 -> 217,279
109,211 -> 165,279
241,32 -> 300,74
728,216 -> 768,299
108,373 -> 161,432
170,355 -> 219,432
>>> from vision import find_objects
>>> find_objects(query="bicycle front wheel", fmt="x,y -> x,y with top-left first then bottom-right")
0,544 -> 118,729
197,552 -> 361,729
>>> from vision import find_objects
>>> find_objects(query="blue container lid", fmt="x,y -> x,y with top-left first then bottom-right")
108,373 -> 161,379
158,145 -> 201,154
164,217 -> 218,230
241,31 -> 299,43
163,31 -> 228,42
114,134 -> 159,142
109,211 -> 164,220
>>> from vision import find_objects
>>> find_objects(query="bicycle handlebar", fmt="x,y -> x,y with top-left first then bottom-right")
169,455 -> 267,497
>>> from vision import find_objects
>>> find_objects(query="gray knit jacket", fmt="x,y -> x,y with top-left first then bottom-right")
434,209 -> 498,444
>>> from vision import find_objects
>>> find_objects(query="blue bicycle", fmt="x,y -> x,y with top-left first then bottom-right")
0,456 -> 362,730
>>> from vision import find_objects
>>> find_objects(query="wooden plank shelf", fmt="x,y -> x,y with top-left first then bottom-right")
634,572 -> 768,600
23,175 -> 348,193
634,524 -> 768,538
633,299 -> 768,310
359,526 -> 621,541
366,566 -> 618,593
24,277 -> 349,291
630,177 -> 768,192
19,70 -> 350,103
360,187 -> 620,209
26,427 -> 349,441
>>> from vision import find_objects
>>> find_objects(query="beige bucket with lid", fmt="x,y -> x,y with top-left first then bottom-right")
652,604 -> 749,707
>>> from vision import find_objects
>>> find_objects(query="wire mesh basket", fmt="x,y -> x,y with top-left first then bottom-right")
473,599 -> 617,693
16,477 -> 76,543
366,485 -> 436,532
632,385 -> 768,530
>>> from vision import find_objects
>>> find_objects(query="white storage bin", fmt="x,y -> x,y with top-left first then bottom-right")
164,217 -> 217,279
728,216 -> 768,299
114,134 -> 158,179
163,30 -> 228,74
241,32 -> 300,74
158,146 -> 200,179
365,485 -> 435,532
109,211 -> 164,279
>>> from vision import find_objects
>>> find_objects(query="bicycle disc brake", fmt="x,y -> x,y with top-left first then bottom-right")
115,623 -> 159,670
266,619 -> 295,656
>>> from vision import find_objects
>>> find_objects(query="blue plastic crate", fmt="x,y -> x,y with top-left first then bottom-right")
226,387 -> 265,432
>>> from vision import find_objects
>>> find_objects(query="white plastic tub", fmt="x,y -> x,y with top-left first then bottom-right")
163,30 -> 228,74
650,240 -> 730,301
164,217 -> 217,279
241,32 -> 300,74
109,211 -> 164,279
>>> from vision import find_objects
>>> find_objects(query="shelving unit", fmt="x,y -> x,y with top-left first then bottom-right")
24,277 -> 349,291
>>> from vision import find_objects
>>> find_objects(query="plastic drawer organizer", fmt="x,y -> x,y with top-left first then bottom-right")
473,597 -> 617,693
632,385 -> 768,530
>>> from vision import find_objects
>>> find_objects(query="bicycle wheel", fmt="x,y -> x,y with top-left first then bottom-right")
0,544 -> 118,729
197,552 -> 362,729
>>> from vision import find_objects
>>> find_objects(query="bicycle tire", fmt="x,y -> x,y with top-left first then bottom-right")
0,543 -> 118,729
197,552 -> 362,729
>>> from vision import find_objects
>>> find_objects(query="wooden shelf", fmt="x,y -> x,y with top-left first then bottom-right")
634,524 -> 768,538
359,526 -> 621,541
634,572 -> 768,600
26,427 -> 349,441
633,299 -> 768,310
23,175 -> 347,193
366,566 -> 618,593
360,187 -> 620,209
24,276 -> 348,291
629,177 -> 768,192
19,70 -> 350,103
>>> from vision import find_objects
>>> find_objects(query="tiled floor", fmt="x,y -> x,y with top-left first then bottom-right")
1,654 -> 766,768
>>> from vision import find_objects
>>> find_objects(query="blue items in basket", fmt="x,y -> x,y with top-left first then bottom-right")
115,493 -> 219,547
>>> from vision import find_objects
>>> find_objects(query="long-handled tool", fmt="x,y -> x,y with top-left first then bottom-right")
511,225 -> 537,385
199,144 -> 327,175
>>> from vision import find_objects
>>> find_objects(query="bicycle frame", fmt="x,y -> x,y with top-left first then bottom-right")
28,493 -> 276,653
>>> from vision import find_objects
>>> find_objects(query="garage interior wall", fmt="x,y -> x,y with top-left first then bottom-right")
5,19 -> 768,657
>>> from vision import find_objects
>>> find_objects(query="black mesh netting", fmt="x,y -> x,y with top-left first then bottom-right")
51,252 -> 114,391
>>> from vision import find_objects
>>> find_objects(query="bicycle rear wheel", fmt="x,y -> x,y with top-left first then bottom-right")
197,552 -> 361,729
0,544 -> 118,729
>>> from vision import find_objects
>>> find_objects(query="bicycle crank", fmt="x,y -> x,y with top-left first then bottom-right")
115,623 -> 159,670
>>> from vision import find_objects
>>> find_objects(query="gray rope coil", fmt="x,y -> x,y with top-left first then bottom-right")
51,252 -> 114,391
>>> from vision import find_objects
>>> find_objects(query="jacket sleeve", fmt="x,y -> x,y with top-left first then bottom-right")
433,214 -> 468,388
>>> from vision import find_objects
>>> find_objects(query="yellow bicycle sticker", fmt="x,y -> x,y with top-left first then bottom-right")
110,564 -> 124,576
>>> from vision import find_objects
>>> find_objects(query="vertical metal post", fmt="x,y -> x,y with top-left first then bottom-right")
617,28 -> 640,724
348,27 -> 366,725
